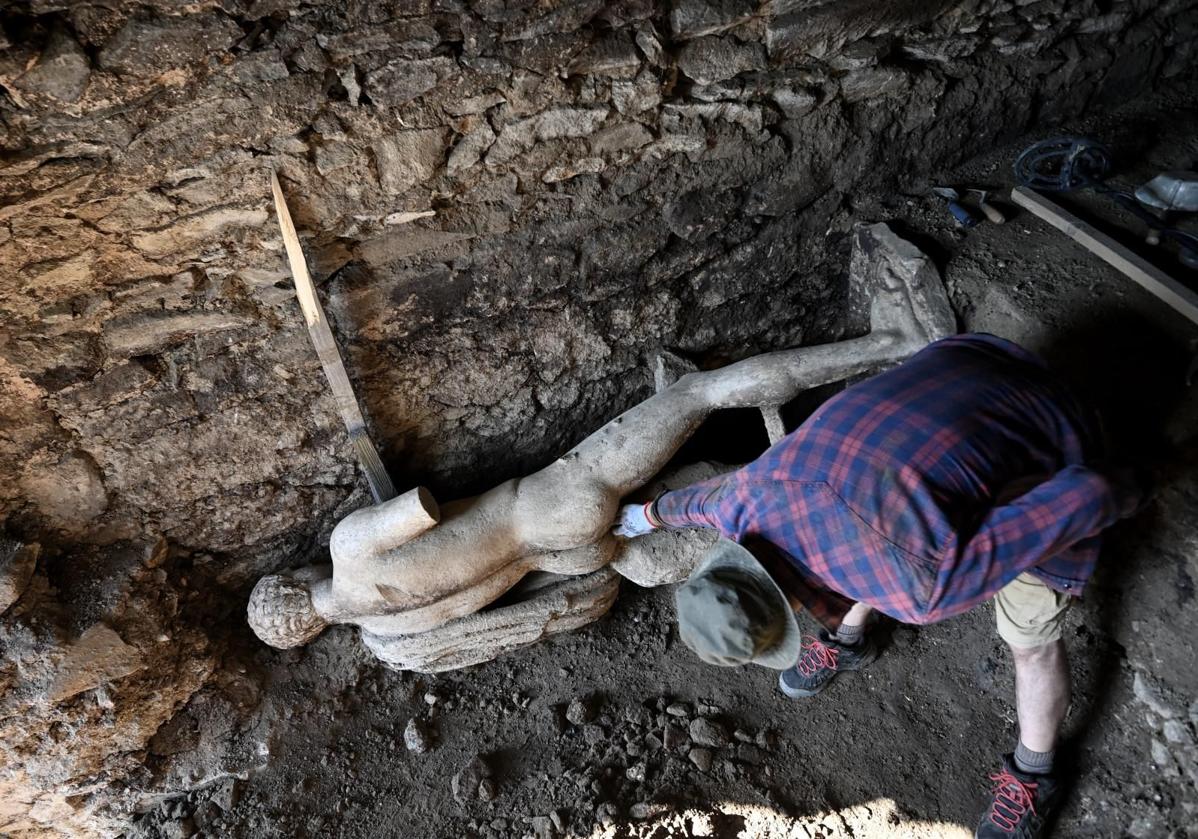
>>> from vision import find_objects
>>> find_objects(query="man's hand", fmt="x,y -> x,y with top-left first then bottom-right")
612,503 -> 657,538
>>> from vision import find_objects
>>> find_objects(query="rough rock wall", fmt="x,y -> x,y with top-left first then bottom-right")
0,0 -> 1193,835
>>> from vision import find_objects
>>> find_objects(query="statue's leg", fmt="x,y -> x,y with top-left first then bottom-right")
549,329 -> 903,496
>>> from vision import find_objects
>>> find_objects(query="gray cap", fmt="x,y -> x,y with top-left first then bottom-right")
674,539 -> 801,670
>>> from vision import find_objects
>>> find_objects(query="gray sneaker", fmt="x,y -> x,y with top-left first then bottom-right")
777,631 -> 879,698
975,754 -> 1061,839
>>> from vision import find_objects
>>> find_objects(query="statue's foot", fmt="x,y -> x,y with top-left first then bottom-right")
359,568 -> 619,673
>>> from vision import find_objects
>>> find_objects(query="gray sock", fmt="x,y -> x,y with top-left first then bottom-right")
835,622 -> 865,647
1013,741 -> 1054,775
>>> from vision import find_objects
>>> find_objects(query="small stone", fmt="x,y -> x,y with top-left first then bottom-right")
404,718 -> 433,754
1162,720 -> 1189,745
566,696 -> 597,726
688,717 -> 730,748
643,733 -> 663,751
543,158 -> 606,183
687,747 -> 713,772
596,802 -> 619,826
665,702 -> 690,718
567,31 -> 640,76
210,778 -> 242,812
625,762 -> 646,783
447,124 -> 496,177
549,810 -> 566,832
839,67 -> 909,103
159,819 -> 194,839
529,814 -> 554,839
1150,739 -> 1174,770
478,777 -> 497,801
582,724 -> 607,746
733,728 -> 753,743
663,724 -> 689,752
754,729 -> 776,749
1133,673 -> 1179,719
452,756 -> 492,803
629,801 -> 666,819
770,86 -> 818,118
634,23 -> 665,66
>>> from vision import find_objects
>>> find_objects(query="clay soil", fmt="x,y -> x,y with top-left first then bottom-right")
130,93 -> 1198,839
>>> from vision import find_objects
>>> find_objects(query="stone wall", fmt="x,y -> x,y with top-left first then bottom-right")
0,0 -> 1194,834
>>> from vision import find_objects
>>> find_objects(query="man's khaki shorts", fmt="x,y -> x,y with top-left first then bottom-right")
993,572 -> 1072,647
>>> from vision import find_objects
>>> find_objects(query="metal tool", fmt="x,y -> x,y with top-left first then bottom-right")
931,186 -> 980,228
270,170 -> 397,504
1136,170 -> 1198,213
1013,136 -> 1198,268
966,189 -> 1006,224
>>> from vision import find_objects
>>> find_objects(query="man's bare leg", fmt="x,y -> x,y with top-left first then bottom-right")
1011,640 -> 1070,763
835,602 -> 874,645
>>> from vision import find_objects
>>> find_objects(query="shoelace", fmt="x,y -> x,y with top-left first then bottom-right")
795,635 -> 840,676
987,769 -> 1038,832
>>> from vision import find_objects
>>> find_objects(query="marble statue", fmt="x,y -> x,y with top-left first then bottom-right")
247,223 -> 955,671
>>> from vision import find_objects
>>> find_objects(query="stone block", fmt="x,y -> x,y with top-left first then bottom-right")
98,12 -> 240,76
677,36 -> 767,85
364,56 -> 458,108
373,128 -> 449,193
16,26 -> 90,102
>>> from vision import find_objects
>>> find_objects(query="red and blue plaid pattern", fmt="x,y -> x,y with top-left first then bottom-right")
655,334 -> 1123,630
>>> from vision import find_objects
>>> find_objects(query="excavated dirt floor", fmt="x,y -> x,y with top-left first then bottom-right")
124,93 -> 1198,839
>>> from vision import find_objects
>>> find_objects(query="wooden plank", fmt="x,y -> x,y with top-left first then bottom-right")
1011,185 -> 1198,326
271,170 -> 396,503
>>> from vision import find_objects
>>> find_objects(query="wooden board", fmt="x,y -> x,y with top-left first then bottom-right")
1011,185 -> 1198,326
271,170 -> 396,503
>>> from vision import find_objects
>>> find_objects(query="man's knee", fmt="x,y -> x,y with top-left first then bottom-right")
993,572 -> 1072,649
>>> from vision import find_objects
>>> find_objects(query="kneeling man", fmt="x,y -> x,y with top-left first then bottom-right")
614,333 -> 1144,839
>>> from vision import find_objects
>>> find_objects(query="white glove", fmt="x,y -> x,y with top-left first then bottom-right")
611,503 -> 657,538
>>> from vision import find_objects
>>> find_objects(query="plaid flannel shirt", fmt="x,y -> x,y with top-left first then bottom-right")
654,334 -> 1124,631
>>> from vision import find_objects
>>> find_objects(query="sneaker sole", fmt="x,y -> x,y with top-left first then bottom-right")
777,675 -> 828,699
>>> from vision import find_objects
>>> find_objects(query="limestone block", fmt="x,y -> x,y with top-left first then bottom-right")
364,56 -> 458,108
567,31 -> 641,76
131,207 -> 268,259
98,12 -> 240,76
486,108 -> 610,166
102,311 -> 253,357
373,129 -> 449,194
447,124 -> 497,176
18,451 -> 107,532
678,37 -> 767,85
44,625 -> 144,705
670,0 -> 758,39
839,67 -> 911,103
16,27 -> 90,102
